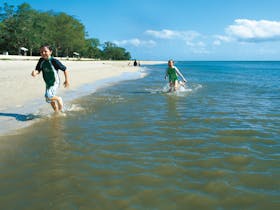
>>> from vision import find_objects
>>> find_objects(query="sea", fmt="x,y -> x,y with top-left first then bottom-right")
0,61 -> 279,210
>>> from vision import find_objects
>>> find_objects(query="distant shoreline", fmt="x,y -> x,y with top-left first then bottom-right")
2,55 -> 278,62
0,54 -> 96,61
0,55 -> 166,63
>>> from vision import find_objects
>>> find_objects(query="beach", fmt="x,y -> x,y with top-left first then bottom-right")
0,60 -> 279,209
0,56 -> 164,135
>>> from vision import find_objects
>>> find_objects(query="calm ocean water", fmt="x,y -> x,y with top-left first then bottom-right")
0,61 -> 279,209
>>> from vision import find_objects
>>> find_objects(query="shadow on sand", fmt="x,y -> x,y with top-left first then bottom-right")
0,113 -> 40,121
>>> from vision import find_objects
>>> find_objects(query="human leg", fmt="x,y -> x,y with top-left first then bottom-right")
50,101 -> 58,111
174,80 -> 179,91
168,82 -> 173,92
48,96 -> 63,112
45,84 -> 63,112
54,96 -> 63,111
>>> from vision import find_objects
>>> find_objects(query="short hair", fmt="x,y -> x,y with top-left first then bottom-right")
40,45 -> 52,51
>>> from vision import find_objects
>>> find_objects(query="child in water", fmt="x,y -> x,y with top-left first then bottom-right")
31,45 -> 69,112
165,59 -> 187,92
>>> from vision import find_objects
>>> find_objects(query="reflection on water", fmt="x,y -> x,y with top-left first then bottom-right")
0,62 -> 279,209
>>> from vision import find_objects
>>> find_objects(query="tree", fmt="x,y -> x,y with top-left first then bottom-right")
102,41 -> 131,60
30,11 -> 56,55
0,3 -> 40,55
52,12 -> 87,57
16,3 -> 38,55
0,3 -> 17,53
0,3 -> 132,60
83,38 -> 102,58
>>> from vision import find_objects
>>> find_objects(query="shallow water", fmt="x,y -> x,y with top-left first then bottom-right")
0,61 -> 279,209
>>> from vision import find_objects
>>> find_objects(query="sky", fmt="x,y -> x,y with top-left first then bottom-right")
1,0 -> 280,60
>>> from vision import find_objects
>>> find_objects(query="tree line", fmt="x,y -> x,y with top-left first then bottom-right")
0,3 -> 131,60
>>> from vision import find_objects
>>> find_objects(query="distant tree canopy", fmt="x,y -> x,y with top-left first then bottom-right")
0,3 -> 131,60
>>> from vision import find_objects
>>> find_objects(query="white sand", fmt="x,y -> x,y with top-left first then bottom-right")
0,55 -> 165,135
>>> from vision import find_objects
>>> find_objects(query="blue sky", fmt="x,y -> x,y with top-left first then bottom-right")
1,0 -> 280,60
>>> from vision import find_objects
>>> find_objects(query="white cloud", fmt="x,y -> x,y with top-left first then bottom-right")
226,19 -> 280,42
113,38 -> 156,47
145,29 -> 180,39
145,29 -> 201,41
213,35 -> 233,46
215,35 -> 232,42
145,29 -> 208,54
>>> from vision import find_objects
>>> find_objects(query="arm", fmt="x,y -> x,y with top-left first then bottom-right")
63,70 -> 70,88
52,58 -> 69,87
31,70 -> 40,77
32,58 -> 43,77
175,66 -> 187,82
165,69 -> 168,80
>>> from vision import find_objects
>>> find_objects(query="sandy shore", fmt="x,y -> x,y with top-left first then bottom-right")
0,55 -> 164,135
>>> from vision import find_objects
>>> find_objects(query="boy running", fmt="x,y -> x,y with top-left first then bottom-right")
31,45 -> 69,112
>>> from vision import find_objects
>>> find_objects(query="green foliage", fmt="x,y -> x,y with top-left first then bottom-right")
83,38 -> 102,58
102,41 -> 131,60
0,3 -> 131,60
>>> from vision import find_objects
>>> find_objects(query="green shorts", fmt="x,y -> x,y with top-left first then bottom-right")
169,76 -> 178,83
